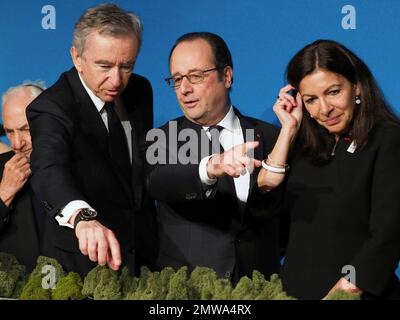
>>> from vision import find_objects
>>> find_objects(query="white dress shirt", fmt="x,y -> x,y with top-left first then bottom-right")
198,106 -> 250,208
55,74 -> 133,228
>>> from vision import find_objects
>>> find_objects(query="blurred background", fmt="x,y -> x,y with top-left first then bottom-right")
1,0 -> 399,141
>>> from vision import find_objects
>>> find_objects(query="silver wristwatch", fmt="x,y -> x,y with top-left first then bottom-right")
73,208 -> 98,228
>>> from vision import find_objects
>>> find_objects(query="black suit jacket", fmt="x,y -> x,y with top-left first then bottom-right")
281,121 -> 400,299
147,109 -> 282,281
26,68 -> 157,276
0,151 -> 40,271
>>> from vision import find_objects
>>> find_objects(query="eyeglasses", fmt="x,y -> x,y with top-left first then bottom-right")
165,66 -> 225,88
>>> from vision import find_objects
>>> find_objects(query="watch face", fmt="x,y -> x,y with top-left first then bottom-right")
81,209 -> 97,219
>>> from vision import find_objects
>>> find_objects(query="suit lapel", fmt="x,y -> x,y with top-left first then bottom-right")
179,117 -> 208,162
67,69 -> 109,157
128,109 -> 143,211
67,68 -> 134,204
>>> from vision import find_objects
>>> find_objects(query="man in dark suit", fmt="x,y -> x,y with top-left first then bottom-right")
26,4 -> 156,277
0,82 -> 45,271
147,32 -> 282,283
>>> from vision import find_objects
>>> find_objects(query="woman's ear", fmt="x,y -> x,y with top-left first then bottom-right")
355,83 -> 361,96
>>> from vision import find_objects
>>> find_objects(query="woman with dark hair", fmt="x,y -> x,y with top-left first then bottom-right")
258,40 -> 400,299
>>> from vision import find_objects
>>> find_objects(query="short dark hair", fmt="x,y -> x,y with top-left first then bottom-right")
287,39 -> 399,163
168,32 -> 233,81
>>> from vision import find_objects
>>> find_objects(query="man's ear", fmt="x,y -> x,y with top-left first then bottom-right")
71,47 -> 82,73
224,66 -> 233,89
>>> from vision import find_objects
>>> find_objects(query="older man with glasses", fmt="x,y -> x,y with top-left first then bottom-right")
147,32 -> 283,284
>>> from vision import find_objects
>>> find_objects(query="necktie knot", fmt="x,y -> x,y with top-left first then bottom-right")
208,125 -> 224,154
208,125 -> 224,133
208,125 -> 224,142
104,102 -> 115,114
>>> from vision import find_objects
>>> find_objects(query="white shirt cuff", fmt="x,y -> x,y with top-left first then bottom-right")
199,155 -> 218,186
55,200 -> 92,229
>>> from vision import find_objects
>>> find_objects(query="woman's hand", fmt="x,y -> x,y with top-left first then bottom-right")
273,84 -> 303,133
256,85 -> 303,193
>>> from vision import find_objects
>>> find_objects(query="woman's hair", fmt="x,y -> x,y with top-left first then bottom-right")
286,39 -> 399,163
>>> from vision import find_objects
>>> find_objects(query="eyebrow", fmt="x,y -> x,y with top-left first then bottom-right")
94,60 -> 136,66
4,124 -> 29,131
121,60 -> 135,66
171,68 -> 210,77
301,84 -> 342,98
95,60 -> 113,65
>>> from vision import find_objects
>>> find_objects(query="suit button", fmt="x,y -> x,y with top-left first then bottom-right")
43,201 -> 53,211
224,271 -> 231,278
185,193 -> 197,200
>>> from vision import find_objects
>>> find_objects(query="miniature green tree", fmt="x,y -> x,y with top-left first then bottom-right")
52,272 -> 85,300
119,266 -> 138,299
140,271 -> 165,300
30,256 -> 65,287
82,265 -> 103,297
19,276 -> 51,300
187,266 -> 217,300
125,266 -> 151,300
93,267 -> 121,300
212,278 -> 233,300
158,267 -> 175,299
0,252 -> 27,298
166,266 -> 189,300
325,289 -> 361,300
231,276 -> 254,300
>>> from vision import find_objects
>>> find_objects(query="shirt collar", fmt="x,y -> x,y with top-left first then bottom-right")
218,105 -> 238,132
78,73 -> 105,112
203,105 -> 239,132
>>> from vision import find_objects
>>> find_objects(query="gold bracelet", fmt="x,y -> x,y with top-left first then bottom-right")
265,158 -> 287,169
267,154 -> 289,168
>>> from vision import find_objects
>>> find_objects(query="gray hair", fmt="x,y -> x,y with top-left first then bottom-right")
2,80 -> 46,106
72,3 -> 143,56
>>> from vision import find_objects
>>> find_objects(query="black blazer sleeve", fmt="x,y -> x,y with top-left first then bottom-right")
146,123 -> 208,202
27,95 -> 87,218
350,124 -> 400,296
0,151 -> 15,229
148,163 -> 206,202
0,200 -> 10,230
